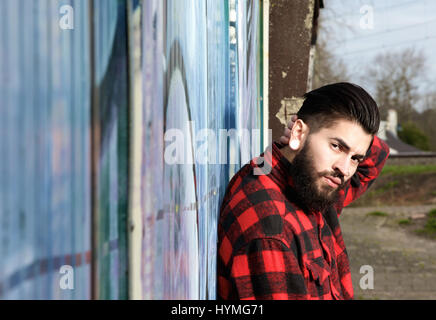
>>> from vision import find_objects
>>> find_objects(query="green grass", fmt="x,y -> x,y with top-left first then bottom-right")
381,164 -> 436,176
373,180 -> 399,194
398,218 -> 412,225
428,209 -> 436,218
366,211 -> 388,217
415,217 -> 436,239
383,180 -> 399,189
366,180 -> 399,198
395,208 -> 436,240
426,217 -> 436,230
415,229 -> 436,239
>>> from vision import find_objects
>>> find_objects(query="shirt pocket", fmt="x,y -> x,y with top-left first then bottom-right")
303,256 -> 332,298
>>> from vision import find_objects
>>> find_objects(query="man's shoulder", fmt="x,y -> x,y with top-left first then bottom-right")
221,161 -> 285,207
218,164 -> 297,254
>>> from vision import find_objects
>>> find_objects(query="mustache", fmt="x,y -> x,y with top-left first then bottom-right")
318,171 -> 345,186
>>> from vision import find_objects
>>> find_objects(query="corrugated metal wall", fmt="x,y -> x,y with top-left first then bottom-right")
0,0 -> 263,299
0,0 -> 92,299
138,0 -> 263,300
91,0 -> 129,300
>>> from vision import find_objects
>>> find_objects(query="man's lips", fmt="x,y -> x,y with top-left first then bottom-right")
323,176 -> 342,187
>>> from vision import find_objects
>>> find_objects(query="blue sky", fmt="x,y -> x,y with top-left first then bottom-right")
320,0 -> 436,111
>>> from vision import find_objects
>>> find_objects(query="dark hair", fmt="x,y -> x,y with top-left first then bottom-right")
297,82 -> 380,135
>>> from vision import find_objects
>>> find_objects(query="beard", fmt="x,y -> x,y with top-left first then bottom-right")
288,140 -> 347,213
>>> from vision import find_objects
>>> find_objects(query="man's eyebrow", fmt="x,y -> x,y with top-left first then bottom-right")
331,137 -> 365,159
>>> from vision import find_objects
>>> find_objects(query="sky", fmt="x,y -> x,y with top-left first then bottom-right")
319,0 -> 436,112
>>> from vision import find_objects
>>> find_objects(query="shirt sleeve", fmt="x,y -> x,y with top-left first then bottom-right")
229,238 -> 307,300
339,135 -> 390,208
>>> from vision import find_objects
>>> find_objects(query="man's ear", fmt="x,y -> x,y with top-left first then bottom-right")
289,119 -> 309,150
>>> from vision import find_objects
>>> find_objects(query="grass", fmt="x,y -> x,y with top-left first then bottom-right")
415,217 -> 436,239
428,209 -> 436,217
381,164 -> 436,176
368,180 -> 399,196
398,218 -> 412,225
383,180 -> 399,189
426,218 -> 436,229
399,209 -> 436,240
366,211 -> 388,217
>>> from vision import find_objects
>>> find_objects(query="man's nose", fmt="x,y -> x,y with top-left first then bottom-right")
333,156 -> 351,178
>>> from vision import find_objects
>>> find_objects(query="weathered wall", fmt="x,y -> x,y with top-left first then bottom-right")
268,0 -> 316,142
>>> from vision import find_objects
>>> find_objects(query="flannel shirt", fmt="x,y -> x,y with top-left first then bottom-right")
217,136 -> 390,300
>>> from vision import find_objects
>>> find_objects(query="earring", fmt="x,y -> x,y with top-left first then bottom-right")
290,140 -> 300,150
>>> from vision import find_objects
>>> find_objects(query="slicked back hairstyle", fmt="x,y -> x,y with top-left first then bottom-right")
297,82 -> 380,136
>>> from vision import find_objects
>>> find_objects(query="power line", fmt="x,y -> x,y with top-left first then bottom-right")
331,18 -> 436,45
322,0 -> 427,20
340,34 -> 436,57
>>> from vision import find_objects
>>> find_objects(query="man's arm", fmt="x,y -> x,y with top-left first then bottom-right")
279,117 -> 390,209
222,238 -> 307,300
338,135 -> 390,208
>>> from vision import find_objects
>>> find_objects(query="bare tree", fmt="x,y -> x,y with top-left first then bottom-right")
312,12 -> 352,89
365,48 -> 427,121
312,36 -> 351,89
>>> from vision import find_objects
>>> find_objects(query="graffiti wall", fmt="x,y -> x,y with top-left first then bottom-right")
0,0 -> 263,299
139,0 -> 263,300
0,0 -> 92,299
92,0 -> 129,300
0,0 -> 130,299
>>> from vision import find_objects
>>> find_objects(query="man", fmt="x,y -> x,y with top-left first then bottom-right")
217,82 -> 390,300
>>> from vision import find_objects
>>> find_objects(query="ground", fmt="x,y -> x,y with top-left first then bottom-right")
341,205 -> 436,300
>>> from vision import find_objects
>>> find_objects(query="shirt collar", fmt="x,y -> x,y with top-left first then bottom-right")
253,142 -> 295,191
255,142 -> 322,214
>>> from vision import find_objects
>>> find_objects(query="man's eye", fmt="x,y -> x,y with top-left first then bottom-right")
352,157 -> 362,164
331,143 -> 339,150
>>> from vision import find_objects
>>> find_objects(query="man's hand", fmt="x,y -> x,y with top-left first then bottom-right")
279,114 -> 298,147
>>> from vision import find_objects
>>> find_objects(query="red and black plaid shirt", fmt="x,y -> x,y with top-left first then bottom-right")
217,136 -> 390,300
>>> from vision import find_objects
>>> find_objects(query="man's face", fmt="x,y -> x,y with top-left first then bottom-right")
290,119 -> 373,212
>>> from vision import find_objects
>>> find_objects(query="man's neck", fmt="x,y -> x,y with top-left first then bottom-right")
280,145 -> 296,164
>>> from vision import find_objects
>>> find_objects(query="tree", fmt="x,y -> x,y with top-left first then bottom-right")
312,37 -> 350,89
312,14 -> 351,89
365,48 -> 427,122
398,121 -> 430,151
414,98 -> 436,151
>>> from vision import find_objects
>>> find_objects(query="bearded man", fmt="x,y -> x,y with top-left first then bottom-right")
217,82 -> 390,300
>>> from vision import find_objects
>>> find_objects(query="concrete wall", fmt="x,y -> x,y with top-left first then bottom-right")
268,0 -> 318,142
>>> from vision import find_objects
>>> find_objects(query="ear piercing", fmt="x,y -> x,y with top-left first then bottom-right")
290,140 -> 300,150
